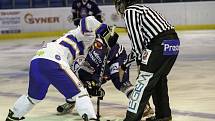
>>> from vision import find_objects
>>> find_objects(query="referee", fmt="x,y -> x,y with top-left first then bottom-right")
114,0 -> 180,121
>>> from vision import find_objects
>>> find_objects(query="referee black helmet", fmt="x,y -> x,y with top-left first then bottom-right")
114,0 -> 139,14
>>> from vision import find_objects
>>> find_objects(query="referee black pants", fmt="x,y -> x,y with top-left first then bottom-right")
124,31 -> 179,121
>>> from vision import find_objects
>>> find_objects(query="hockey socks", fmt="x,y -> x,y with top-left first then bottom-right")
75,88 -> 97,119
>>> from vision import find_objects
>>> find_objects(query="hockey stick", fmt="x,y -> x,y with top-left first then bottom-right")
98,25 -> 116,84
96,25 -> 116,121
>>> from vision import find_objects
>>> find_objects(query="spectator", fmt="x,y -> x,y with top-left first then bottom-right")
72,0 -> 103,26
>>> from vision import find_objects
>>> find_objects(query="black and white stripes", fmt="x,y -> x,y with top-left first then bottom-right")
124,4 -> 174,61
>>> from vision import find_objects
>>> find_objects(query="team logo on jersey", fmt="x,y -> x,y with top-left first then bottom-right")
89,50 -> 102,65
71,55 -> 85,72
163,39 -> 180,55
55,54 -> 61,60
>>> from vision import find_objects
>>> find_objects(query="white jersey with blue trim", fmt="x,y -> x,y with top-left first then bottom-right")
32,28 -> 83,67
32,16 -> 106,67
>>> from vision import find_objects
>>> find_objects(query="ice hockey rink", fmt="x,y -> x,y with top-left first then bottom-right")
0,30 -> 215,121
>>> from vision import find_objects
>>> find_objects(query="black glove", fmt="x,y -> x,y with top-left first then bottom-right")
95,15 -> 103,23
73,18 -> 81,27
85,80 -> 104,97
101,75 -> 110,84
121,50 -> 136,71
108,32 -> 119,48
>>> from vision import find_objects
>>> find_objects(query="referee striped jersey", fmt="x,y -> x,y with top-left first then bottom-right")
124,4 -> 174,62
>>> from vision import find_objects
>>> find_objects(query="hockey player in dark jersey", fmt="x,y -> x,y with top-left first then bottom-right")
79,38 -> 133,97
56,36 -> 154,118
72,0 -> 103,26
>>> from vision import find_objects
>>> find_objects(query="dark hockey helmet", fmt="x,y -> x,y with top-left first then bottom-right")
114,0 -> 139,14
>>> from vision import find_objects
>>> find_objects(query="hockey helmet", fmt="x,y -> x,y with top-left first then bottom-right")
114,0 -> 139,14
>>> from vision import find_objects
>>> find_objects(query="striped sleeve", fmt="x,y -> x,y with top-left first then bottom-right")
124,9 -> 146,61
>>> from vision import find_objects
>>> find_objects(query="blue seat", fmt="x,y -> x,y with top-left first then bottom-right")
102,0 -> 112,5
95,0 -> 103,5
32,0 -> 48,8
49,0 -> 65,7
0,0 -> 13,9
67,0 -> 74,7
15,0 -> 30,9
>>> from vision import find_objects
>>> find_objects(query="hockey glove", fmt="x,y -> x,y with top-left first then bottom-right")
108,32 -> 119,48
85,80 -> 104,97
96,25 -> 118,48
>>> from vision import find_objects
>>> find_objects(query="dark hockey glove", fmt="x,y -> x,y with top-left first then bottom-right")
96,25 -> 118,48
95,15 -> 103,23
85,80 -> 104,97
108,32 -> 119,48
101,75 -> 110,84
73,18 -> 81,27
121,50 -> 136,71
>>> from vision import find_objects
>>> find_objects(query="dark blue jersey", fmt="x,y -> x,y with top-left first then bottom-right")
72,0 -> 102,26
78,40 -> 130,90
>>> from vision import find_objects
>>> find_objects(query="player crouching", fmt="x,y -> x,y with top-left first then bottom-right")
56,36 -> 154,119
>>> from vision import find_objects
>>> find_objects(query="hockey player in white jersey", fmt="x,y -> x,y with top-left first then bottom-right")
5,16 -> 115,121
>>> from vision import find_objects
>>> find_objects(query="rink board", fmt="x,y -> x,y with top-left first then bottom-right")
0,30 -> 215,121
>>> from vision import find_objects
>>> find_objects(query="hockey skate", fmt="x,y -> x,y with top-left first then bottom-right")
82,113 -> 89,121
143,103 -> 154,118
82,113 -> 98,121
56,101 -> 75,115
5,109 -> 25,121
